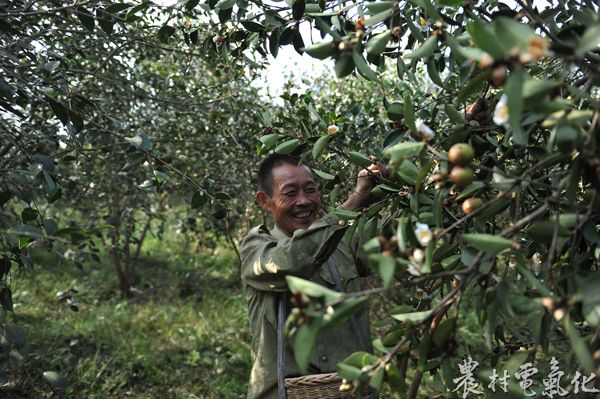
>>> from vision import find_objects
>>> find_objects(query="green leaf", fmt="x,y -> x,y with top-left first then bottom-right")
406,35 -> 437,59
386,102 -> 404,121
462,234 -> 512,254
383,141 -> 424,162
104,3 -> 132,14
418,330 -> 430,372
467,20 -> 503,59
427,58 -> 444,86
378,255 -> 395,287
334,208 -> 360,220
274,139 -> 300,154
444,103 -> 465,124
348,151 -> 372,168
576,24 -> 600,56
97,10 -> 114,35
455,181 -> 485,200
494,18 -> 533,53
21,207 -> 37,223
516,265 -> 553,297
48,99 -> 70,125
526,220 -> 569,242
334,55 -> 354,78
365,9 -> 392,27
292,0 -> 305,20
186,0 -> 200,10
241,20 -> 264,32
366,30 -> 391,55
403,96 -> 417,133
43,219 -> 58,235
478,196 -> 512,220
352,49 -> 378,81
157,25 -> 176,43
312,135 -> 330,160
215,0 -> 236,9
438,0 -> 463,7
337,362 -> 362,380
564,315 -> 594,374
303,41 -> 334,60
269,29 -> 279,58
191,191 -> 207,209
286,276 -> 341,301
76,7 -> 95,32
259,133 -> 280,148
457,70 -> 490,103
522,79 -> 560,101
313,168 -> 334,180
506,68 -> 526,145
392,310 -> 432,323
365,1 -> 394,14
369,368 -> 385,390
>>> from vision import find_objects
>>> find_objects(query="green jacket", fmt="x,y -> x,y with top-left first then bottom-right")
240,213 -> 372,399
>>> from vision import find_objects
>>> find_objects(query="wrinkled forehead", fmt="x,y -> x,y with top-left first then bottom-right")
271,163 -> 315,191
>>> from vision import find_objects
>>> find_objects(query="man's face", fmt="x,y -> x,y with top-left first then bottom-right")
258,163 -> 321,237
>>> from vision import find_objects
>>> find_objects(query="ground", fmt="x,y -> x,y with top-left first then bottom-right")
1,236 -> 251,399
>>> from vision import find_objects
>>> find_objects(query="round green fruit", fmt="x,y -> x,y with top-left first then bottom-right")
448,143 -> 475,166
462,197 -> 483,215
449,166 -> 474,187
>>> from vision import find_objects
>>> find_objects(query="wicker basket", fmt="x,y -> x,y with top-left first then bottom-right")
284,372 -> 371,399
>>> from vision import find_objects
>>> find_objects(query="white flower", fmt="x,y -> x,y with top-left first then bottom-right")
415,222 -> 433,246
493,95 -> 510,128
519,35 -> 550,64
412,248 -> 425,263
508,256 -> 517,269
327,124 -> 339,135
416,119 -> 435,141
407,263 -> 422,276
418,16 -> 429,32
531,252 -> 542,275
408,248 -> 425,276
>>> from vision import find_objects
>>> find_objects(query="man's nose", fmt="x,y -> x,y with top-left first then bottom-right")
296,191 -> 311,206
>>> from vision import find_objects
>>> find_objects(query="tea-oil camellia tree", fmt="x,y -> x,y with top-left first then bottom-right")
188,0 -> 600,396
0,0 -> 599,396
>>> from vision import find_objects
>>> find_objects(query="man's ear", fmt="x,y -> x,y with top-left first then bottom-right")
256,191 -> 270,211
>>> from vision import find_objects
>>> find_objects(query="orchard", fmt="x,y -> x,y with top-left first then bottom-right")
1,0 -> 599,397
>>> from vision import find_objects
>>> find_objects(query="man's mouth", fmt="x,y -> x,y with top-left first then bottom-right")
294,210 -> 313,220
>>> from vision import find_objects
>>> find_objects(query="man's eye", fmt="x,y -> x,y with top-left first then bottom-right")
305,187 -> 318,193
283,191 -> 296,196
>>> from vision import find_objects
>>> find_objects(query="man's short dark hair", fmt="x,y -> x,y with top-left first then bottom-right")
257,154 -> 311,196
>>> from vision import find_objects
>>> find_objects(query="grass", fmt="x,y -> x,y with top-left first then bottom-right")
1,235 -> 251,398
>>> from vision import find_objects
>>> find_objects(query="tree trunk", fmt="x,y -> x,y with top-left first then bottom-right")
109,221 -> 131,297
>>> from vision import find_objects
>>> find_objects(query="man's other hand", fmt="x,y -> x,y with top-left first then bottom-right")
341,162 -> 390,211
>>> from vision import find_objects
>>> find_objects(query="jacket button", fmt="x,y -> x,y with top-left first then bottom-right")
320,355 -> 328,362
338,220 -> 346,226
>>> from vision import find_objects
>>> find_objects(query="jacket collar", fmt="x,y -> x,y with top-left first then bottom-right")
270,224 -> 290,240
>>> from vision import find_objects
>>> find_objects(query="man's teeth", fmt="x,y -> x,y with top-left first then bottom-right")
295,211 -> 312,218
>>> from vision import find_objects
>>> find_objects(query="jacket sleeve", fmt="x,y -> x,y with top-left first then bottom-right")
240,213 -> 348,291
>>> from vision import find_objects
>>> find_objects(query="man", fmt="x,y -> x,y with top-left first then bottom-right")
240,154 -> 384,399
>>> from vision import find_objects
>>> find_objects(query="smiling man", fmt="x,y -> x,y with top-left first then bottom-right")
240,154 -> 384,399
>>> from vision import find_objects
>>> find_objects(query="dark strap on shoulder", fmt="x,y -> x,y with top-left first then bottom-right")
326,256 -> 368,352
277,292 -> 287,399
277,257 -> 371,399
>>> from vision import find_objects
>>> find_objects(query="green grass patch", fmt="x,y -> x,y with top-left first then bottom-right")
1,240 -> 251,398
